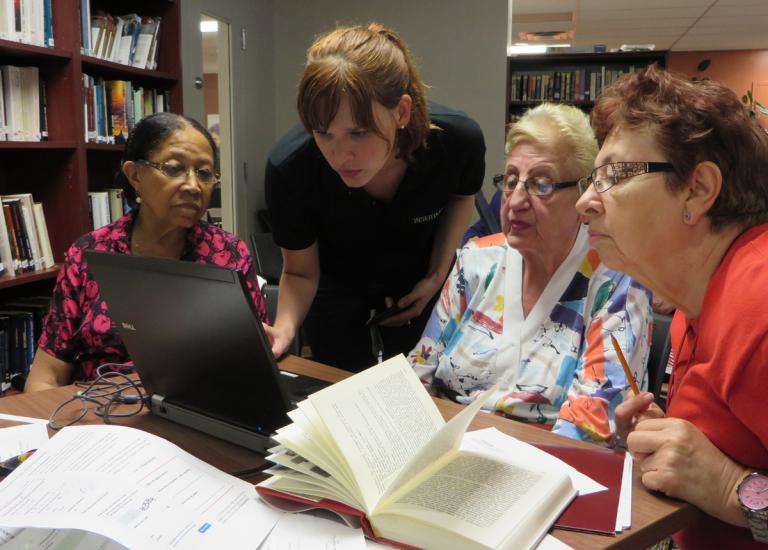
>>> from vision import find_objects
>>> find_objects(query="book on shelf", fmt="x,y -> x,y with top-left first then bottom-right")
257,355 -> 578,550
83,74 -> 169,144
0,194 -> 52,275
0,0 -> 53,47
0,65 -> 47,142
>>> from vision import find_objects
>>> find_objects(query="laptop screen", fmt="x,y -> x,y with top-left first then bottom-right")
85,251 -> 292,435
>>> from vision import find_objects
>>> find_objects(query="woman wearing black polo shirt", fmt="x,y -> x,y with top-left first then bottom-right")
264,23 -> 485,371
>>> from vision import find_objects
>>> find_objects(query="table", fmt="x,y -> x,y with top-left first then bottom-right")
0,355 -> 701,549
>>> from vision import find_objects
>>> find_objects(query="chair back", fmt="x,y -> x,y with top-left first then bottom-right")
648,311 -> 673,407
474,190 -> 501,235
250,232 -> 283,284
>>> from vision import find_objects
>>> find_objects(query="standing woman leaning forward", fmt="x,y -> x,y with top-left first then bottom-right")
577,66 -> 768,548
265,24 -> 485,371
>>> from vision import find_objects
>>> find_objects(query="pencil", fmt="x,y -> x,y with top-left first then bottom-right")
611,334 -> 640,395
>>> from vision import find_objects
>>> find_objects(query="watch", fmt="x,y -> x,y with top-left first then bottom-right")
737,471 -> 768,543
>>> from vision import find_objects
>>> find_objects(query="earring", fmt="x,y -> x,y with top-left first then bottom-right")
136,196 -> 142,204
683,211 -> 692,223
399,125 -> 405,130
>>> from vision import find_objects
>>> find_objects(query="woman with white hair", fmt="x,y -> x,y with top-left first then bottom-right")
409,103 -> 652,446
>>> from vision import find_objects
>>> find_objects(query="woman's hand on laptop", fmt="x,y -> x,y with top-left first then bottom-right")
264,323 -> 294,359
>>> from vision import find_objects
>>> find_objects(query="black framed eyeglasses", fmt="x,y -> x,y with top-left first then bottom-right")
578,162 -> 674,194
492,173 -> 578,196
136,159 -> 220,186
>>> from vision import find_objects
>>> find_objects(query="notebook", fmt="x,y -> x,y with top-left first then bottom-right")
84,250 -> 329,454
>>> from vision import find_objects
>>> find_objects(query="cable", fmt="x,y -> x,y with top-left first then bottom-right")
48,363 -> 147,430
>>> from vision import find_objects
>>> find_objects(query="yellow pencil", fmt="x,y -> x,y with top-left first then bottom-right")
611,334 -> 640,395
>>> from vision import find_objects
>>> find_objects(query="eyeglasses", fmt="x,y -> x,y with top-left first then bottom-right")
492,173 -> 578,196
136,160 -> 220,186
578,162 -> 674,194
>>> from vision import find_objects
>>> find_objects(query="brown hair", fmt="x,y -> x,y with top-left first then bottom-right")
297,23 -> 430,163
591,64 -> 768,231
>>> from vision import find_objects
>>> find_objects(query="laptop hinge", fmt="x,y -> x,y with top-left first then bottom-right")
150,394 -> 276,455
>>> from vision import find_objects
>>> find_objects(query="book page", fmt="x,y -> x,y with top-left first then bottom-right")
0,425 -> 282,550
376,380 -> 498,508
373,450 -> 574,550
307,355 -> 445,513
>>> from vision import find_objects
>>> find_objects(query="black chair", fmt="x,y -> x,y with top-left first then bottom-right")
474,189 -> 501,235
647,311 -> 673,408
250,232 -> 283,284
250,232 -> 301,357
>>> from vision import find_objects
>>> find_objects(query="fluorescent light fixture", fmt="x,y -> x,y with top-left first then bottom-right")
200,20 -> 218,33
547,44 -> 571,48
508,43 -> 547,55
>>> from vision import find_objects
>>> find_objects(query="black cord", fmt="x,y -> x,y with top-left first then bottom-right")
49,363 -> 147,430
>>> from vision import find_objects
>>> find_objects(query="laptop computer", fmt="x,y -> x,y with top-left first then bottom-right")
84,250 -> 330,455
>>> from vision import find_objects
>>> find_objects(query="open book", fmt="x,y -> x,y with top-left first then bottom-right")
256,355 -> 577,550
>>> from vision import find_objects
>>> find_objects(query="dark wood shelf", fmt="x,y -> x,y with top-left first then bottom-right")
81,55 -> 178,84
0,141 -> 77,149
85,143 -> 125,152
0,39 -> 71,62
506,51 -> 668,123
510,100 -> 595,107
0,266 -> 60,290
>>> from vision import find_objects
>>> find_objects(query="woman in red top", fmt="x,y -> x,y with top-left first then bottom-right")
576,66 -> 768,548
26,113 -> 267,392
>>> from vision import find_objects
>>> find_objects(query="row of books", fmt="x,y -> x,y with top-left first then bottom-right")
0,295 -> 50,393
509,66 -> 644,103
0,65 -> 48,142
83,75 -> 169,144
80,2 -> 161,70
88,189 -> 127,230
0,194 -> 54,278
0,0 -> 54,48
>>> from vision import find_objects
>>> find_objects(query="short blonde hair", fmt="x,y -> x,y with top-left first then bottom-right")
506,103 -> 598,179
297,23 -> 430,163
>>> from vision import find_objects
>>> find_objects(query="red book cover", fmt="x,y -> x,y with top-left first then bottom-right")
257,443 -> 627,540
536,443 -> 626,535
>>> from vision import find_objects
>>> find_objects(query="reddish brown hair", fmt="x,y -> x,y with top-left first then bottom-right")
297,23 -> 430,163
591,64 -> 768,231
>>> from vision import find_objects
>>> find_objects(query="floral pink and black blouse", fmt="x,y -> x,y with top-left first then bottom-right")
38,211 -> 268,381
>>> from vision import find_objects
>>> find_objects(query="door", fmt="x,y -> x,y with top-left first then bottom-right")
181,0 -> 276,239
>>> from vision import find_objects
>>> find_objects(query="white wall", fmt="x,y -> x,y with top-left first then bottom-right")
272,0 -> 508,194
182,0 -> 276,239
182,0 -> 507,237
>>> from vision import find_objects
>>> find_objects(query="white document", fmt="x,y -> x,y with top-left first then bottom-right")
0,425 -> 282,550
0,413 -> 49,426
460,428 -> 607,496
0,528 -> 127,549
261,511 -> 366,550
0,424 -> 49,460
537,534 -> 574,550
615,452 -> 633,532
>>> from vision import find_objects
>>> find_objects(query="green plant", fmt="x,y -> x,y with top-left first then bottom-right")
742,83 -> 768,118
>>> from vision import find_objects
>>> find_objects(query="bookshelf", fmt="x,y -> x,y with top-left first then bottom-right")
506,51 -> 667,124
0,0 -> 182,297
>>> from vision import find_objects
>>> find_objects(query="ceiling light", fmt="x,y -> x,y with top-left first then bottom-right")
508,44 -> 547,55
200,20 -> 218,33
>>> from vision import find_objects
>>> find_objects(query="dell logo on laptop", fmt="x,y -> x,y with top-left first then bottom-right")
121,322 -> 136,331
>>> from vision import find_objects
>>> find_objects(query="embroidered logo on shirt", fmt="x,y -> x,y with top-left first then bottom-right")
412,208 -> 443,224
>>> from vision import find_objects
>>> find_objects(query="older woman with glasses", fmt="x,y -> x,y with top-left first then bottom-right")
25,112 -> 268,392
577,66 -> 768,548
409,102 -> 651,445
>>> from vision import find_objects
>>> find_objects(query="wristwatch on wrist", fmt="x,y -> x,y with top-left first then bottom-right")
737,471 -> 768,543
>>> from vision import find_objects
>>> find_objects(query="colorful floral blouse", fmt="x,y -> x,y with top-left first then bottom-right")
38,211 -> 268,381
409,228 -> 652,446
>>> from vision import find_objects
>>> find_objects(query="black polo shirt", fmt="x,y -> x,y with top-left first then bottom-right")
265,103 -> 485,299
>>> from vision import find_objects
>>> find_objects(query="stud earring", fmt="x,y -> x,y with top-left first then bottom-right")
136,196 -> 142,204
683,211 -> 692,223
